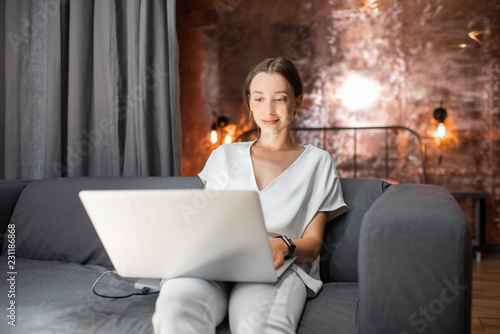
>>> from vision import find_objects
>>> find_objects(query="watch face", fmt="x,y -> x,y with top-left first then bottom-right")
284,236 -> 295,257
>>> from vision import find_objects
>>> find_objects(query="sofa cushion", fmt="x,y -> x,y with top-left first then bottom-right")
1,177 -> 203,266
320,178 -> 391,283
0,257 -> 156,334
1,257 -> 361,334
298,282 -> 359,334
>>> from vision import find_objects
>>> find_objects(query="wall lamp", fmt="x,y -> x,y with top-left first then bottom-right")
210,113 -> 230,144
433,101 -> 447,139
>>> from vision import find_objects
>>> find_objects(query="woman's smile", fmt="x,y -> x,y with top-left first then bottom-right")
262,118 -> 279,125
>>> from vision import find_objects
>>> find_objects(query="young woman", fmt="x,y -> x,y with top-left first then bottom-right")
153,57 -> 348,334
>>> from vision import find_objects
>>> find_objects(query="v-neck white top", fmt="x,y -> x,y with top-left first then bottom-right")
198,140 -> 348,296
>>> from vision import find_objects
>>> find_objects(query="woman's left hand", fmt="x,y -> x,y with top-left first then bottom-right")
268,212 -> 328,269
269,237 -> 289,269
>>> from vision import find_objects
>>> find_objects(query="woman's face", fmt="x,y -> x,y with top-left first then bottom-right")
249,72 -> 302,136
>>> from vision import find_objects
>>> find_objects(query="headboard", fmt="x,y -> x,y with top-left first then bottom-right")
236,126 -> 427,184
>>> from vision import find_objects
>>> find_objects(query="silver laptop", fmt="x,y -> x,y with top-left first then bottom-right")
79,189 -> 295,286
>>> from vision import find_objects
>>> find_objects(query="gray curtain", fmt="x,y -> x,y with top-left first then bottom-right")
0,0 -> 5,179
4,0 -> 181,179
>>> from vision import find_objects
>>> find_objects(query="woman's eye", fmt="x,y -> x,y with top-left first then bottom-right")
254,98 -> 263,102
276,97 -> 286,102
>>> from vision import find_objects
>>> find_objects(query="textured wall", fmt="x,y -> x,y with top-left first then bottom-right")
177,0 -> 500,246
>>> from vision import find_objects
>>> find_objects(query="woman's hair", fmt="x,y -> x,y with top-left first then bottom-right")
242,57 -> 303,109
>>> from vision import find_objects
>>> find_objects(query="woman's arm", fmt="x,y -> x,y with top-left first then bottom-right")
206,181 -> 327,269
270,211 -> 327,269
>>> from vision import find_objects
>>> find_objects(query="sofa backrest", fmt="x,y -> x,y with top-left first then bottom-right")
0,181 -> 31,250
2,176 -> 390,283
320,178 -> 391,283
1,177 -> 204,267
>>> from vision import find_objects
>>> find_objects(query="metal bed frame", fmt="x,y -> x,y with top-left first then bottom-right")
236,126 -> 427,184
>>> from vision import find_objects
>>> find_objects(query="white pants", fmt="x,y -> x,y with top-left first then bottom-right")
152,270 -> 307,334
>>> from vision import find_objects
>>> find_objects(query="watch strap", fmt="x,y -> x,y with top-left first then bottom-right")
276,235 -> 296,258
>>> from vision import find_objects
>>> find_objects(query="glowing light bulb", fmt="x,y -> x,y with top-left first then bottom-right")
210,129 -> 218,144
437,123 -> 446,138
433,123 -> 446,139
224,134 -> 232,144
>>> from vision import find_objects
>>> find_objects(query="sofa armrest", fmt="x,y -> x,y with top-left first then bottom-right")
358,184 -> 472,334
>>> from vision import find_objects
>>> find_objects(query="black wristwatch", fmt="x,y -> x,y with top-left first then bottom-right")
276,235 -> 296,258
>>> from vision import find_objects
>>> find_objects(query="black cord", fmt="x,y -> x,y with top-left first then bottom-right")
92,270 -> 160,299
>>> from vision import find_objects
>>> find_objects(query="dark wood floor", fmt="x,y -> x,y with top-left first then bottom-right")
471,253 -> 500,333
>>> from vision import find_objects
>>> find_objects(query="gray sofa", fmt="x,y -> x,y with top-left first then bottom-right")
0,177 -> 471,334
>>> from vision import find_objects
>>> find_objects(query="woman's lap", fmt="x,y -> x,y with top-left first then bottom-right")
152,270 -> 306,334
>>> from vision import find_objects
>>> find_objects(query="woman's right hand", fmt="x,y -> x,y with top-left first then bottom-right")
269,237 -> 289,269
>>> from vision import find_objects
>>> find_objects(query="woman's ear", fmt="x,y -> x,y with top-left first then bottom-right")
294,94 -> 303,111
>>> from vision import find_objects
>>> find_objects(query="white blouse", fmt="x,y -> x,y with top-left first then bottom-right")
198,141 -> 348,296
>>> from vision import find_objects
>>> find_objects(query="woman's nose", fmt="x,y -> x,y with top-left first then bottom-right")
265,101 -> 275,115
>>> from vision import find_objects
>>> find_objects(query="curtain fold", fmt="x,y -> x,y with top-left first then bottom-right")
4,0 -> 180,179
122,0 -> 180,177
5,0 -> 48,179
44,0 -> 62,177
123,0 -> 148,176
66,0 -> 94,176
90,0 -> 122,176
